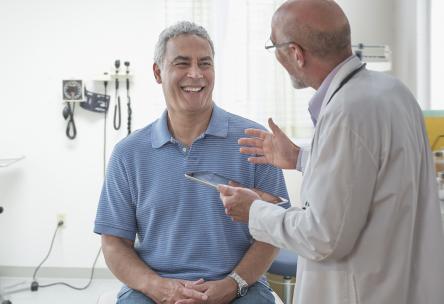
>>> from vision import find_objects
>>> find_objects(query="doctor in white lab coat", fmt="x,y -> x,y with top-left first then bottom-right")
218,0 -> 444,303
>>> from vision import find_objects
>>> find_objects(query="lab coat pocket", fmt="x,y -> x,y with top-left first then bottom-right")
297,270 -> 358,304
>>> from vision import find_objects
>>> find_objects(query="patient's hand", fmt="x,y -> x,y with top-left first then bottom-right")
175,278 -> 237,304
151,277 -> 208,304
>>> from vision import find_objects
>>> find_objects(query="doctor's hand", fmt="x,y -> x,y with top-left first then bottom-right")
228,181 -> 282,205
218,185 -> 260,223
239,118 -> 300,169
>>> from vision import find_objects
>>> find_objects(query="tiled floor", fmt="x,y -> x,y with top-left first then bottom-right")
0,277 -> 121,304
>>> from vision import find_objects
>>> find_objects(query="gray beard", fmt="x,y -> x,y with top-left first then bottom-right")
290,75 -> 307,89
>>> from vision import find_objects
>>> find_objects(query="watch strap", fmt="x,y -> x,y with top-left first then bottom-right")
227,271 -> 248,297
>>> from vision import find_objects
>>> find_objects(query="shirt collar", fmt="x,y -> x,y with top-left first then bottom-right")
308,54 -> 356,126
151,104 -> 228,148
204,104 -> 229,138
151,110 -> 171,148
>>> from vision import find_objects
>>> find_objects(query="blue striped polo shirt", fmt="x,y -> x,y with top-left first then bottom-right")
94,104 -> 288,294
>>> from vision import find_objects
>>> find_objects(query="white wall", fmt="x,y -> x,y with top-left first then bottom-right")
0,0 -> 167,269
0,0 -> 423,270
339,0 -> 427,105
394,0 -> 421,102
339,0 -> 394,48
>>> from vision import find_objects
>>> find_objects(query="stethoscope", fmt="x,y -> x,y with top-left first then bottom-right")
307,63 -> 367,162
326,63 -> 366,105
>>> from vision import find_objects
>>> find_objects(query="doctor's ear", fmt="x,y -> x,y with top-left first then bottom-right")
289,43 -> 305,68
153,63 -> 162,84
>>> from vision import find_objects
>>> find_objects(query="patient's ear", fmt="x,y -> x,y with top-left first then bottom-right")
153,63 -> 162,84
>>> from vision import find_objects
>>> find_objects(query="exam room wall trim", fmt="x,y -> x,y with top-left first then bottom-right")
0,266 -> 114,279
0,0 -> 422,271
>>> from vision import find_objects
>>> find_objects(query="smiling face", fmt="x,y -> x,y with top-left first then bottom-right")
153,34 -> 215,115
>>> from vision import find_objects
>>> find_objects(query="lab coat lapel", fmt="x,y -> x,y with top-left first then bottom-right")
307,57 -> 362,157
317,57 -> 362,122
301,56 -> 362,210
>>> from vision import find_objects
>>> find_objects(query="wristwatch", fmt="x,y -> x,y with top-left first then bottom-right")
227,271 -> 248,297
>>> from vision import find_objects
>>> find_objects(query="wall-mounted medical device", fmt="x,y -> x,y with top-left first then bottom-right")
60,60 -> 134,140
62,80 -> 84,102
100,59 -> 133,135
62,79 -> 84,140
352,44 -> 392,71
81,88 -> 110,113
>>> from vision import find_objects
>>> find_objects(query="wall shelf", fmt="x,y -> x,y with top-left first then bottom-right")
0,156 -> 25,168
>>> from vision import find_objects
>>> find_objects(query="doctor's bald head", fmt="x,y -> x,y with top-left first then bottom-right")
272,0 -> 352,60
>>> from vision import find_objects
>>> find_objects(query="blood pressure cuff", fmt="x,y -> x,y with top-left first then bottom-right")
81,87 -> 110,113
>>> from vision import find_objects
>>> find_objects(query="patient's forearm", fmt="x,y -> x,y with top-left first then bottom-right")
101,235 -> 160,297
234,240 -> 278,285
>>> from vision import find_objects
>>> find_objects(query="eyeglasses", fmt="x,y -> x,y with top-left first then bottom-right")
265,38 -> 295,53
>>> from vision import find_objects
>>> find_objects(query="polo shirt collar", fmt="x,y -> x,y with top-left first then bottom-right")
204,104 -> 229,138
151,104 -> 228,148
151,110 -> 171,148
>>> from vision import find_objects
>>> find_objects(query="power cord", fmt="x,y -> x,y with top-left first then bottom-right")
31,221 -> 63,282
31,220 -> 102,291
103,78 -> 108,179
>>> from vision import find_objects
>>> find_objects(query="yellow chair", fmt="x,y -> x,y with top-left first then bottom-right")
423,110 -> 444,151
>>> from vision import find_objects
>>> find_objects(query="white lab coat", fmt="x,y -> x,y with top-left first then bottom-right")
249,57 -> 444,304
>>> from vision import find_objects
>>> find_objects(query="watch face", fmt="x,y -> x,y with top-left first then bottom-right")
239,286 -> 248,297
63,80 -> 83,101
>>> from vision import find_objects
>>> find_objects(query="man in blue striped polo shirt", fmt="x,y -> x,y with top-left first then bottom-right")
94,21 -> 288,304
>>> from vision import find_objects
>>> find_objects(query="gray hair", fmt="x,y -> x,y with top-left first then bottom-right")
154,21 -> 215,67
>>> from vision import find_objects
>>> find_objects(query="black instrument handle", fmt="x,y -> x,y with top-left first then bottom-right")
113,96 -> 121,130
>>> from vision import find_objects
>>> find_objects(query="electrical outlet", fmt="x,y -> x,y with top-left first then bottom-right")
57,213 -> 66,228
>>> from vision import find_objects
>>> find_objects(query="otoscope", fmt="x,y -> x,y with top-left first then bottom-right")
125,61 -> 132,135
113,60 -> 121,130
